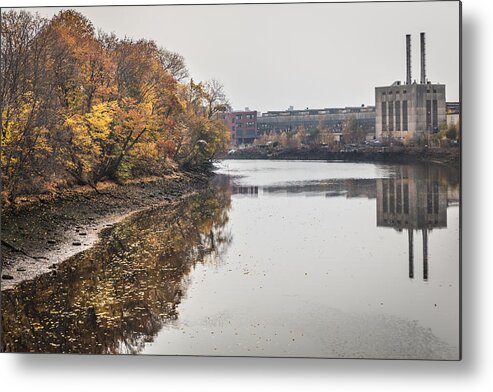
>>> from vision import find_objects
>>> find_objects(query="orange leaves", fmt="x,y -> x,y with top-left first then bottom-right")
1,9 -> 231,200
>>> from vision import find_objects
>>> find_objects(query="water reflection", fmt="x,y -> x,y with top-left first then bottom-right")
2,161 -> 459,358
376,166 -> 449,281
233,185 -> 259,197
262,179 -> 376,198
145,161 -> 460,359
222,163 -> 458,282
1,185 -> 232,354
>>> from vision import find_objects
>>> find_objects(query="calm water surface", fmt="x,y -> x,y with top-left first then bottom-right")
2,160 -> 460,359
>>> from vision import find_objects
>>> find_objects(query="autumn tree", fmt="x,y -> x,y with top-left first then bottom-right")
159,48 -> 189,82
172,79 -> 230,168
289,127 -> 306,148
1,9 -> 231,202
278,132 -> 289,147
1,10 -> 51,200
343,115 -> 365,144
446,123 -> 458,140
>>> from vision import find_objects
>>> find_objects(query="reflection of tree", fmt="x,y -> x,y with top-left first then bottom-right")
1,184 -> 232,354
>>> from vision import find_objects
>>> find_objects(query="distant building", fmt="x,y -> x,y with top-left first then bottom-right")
446,101 -> 460,130
257,106 -> 375,135
375,33 -> 447,141
220,109 -> 257,145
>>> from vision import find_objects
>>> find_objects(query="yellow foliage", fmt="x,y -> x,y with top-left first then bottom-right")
1,9 -> 231,200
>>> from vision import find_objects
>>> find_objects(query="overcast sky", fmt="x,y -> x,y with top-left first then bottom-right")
12,1 -> 460,113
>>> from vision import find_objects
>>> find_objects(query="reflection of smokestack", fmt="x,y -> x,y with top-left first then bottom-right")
422,229 -> 428,281
406,34 -> 412,85
420,32 -> 426,84
408,229 -> 414,279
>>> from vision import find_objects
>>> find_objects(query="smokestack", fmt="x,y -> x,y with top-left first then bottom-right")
420,32 -> 426,84
406,34 -> 412,85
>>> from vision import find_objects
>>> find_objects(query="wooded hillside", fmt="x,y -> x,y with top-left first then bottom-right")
1,10 -> 230,202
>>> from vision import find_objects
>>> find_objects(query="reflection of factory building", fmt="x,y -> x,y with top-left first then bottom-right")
376,166 -> 448,281
212,175 -> 259,197
257,106 -> 375,135
232,185 -> 259,197
261,178 -> 376,198
375,33 -> 447,140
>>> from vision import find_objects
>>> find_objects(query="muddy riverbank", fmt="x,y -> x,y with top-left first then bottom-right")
1,170 -> 212,291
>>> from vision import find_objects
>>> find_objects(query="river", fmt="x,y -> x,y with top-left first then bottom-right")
1,160 -> 460,359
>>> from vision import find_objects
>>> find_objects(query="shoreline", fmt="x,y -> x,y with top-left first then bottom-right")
222,146 -> 460,167
1,170 -> 212,291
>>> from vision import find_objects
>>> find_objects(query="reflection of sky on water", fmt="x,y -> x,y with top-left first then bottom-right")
215,159 -> 392,187
150,159 -> 458,359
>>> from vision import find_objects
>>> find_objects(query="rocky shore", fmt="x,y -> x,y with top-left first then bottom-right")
1,170 -> 212,291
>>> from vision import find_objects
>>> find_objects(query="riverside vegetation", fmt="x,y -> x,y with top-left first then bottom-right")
1,10 -> 231,204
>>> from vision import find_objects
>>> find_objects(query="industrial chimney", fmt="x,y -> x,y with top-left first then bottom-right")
406,34 -> 412,85
420,32 -> 426,84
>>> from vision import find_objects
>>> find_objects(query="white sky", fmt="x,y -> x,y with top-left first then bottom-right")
7,1 -> 460,113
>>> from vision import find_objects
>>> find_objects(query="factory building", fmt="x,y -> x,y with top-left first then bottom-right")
446,101 -> 460,131
257,106 -> 375,135
375,33 -> 447,141
220,109 -> 257,145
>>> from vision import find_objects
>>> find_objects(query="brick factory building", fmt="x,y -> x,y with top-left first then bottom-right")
220,109 -> 257,145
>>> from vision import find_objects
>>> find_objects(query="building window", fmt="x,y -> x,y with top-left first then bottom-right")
236,114 -> 242,120
381,101 -> 387,132
426,100 -> 432,130
432,99 -> 438,129
402,100 -> 408,131
388,101 -> 394,132
395,101 -> 401,132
